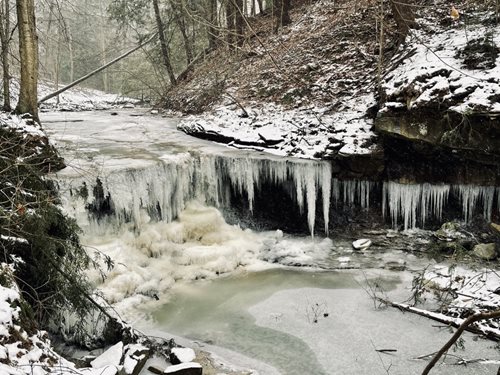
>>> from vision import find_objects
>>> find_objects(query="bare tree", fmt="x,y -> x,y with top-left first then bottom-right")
15,0 -> 39,121
170,0 -> 194,64
0,0 -> 12,111
275,0 -> 291,30
153,0 -> 177,85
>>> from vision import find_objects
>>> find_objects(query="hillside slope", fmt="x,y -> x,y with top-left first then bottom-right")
167,0 -> 500,184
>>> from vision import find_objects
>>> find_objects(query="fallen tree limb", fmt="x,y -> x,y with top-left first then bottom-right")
379,298 -> 500,341
422,309 -> 500,374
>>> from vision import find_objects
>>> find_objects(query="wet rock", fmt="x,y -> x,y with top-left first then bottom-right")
164,362 -> 202,375
147,366 -> 163,374
170,348 -> 196,365
122,344 -> 150,375
352,239 -> 372,250
473,243 -> 497,260
434,222 -> 464,241
491,223 -> 500,236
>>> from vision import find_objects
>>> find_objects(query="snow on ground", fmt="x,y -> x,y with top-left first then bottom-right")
38,81 -> 139,112
0,264 -> 81,375
2,79 -> 138,113
382,11 -> 500,115
178,95 -> 377,159
0,263 -> 156,375
0,112 -> 46,138
421,265 -> 500,334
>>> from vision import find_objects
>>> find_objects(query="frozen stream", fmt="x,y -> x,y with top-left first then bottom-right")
152,269 -> 499,375
41,110 -> 499,375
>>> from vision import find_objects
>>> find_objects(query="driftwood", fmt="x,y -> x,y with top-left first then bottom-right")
38,34 -> 157,104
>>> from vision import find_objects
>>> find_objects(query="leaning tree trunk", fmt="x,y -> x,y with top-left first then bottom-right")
153,0 -> 177,85
15,0 -> 39,121
0,0 -> 12,111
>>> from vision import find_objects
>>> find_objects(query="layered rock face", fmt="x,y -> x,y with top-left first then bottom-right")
376,8 -> 500,185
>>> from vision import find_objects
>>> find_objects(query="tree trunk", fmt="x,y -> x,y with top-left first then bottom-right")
170,0 -> 193,64
0,0 -> 12,111
207,0 -> 218,49
54,25 -> 61,104
235,0 -> 244,47
99,1 -> 109,92
256,0 -> 264,14
390,1 -> 416,42
153,0 -> 177,85
275,0 -> 291,30
43,1 -> 53,81
15,0 -> 39,121
225,0 -> 235,48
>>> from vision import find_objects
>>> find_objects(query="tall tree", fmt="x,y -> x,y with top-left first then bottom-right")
170,0 -> 193,64
153,0 -> 177,84
15,0 -> 39,121
207,0 -> 218,49
225,0 -> 236,48
0,0 -> 12,111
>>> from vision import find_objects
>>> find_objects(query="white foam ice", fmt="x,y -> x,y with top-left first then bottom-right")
83,201 -> 336,320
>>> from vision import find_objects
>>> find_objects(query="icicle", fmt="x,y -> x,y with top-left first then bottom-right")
306,167 -> 317,237
383,181 -> 450,230
57,151 -> 404,237
321,164 -> 332,236
332,179 -> 340,205
454,184 -> 496,223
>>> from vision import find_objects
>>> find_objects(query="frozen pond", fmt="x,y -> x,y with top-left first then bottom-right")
152,269 -> 499,375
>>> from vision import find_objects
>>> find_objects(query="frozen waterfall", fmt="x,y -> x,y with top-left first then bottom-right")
57,154 -> 336,236
56,153 -> 499,235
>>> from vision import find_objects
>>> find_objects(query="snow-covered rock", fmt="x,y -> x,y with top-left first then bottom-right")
352,239 -> 372,250
377,9 -> 500,167
91,342 -> 124,368
170,348 -> 196,365
164,362 -> 202,375
178,98 -> 377,160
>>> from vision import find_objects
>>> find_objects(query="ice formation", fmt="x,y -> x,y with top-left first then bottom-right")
57,154 -> 336,236
57,154 -> 499,235
383,181 -> 499,230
